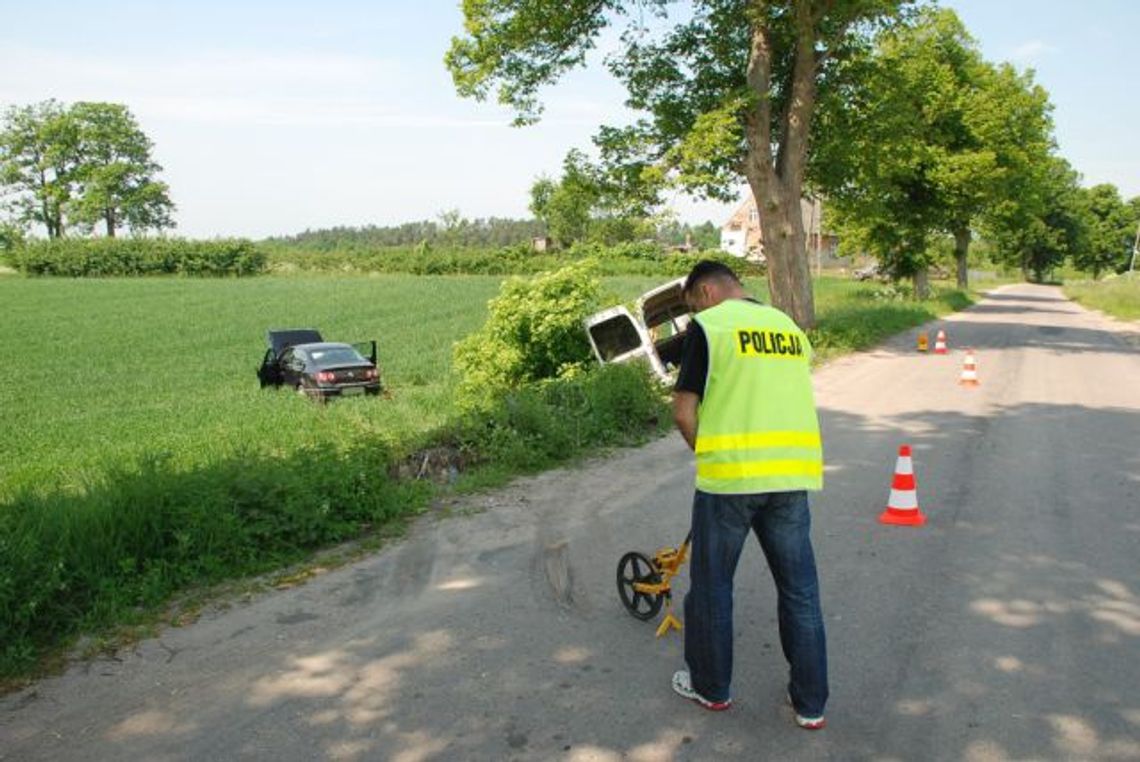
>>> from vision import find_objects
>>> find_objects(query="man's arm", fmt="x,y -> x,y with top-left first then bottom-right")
673,391 -> 700,451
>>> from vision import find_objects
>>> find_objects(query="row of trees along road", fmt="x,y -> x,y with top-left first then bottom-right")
447,2 -> 1135,326
0,100 -> 174,239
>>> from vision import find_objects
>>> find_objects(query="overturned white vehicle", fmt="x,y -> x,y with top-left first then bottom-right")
584,278 -> 693,383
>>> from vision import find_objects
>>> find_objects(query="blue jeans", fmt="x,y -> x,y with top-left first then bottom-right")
683,490 -> 829,716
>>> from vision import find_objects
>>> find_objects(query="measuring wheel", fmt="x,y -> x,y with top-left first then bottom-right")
616,551 -> 665,621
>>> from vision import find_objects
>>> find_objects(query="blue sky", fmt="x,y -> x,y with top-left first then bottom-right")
1,1 -> 1136,238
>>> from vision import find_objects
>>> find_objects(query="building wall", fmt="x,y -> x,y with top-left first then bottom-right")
719,195 -> 840,265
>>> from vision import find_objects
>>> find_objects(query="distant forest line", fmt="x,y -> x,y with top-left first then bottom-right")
263,215 -> 722,251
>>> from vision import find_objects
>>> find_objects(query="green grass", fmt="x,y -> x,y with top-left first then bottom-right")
0,271 -> 976,680
1063,274 -> 1140,321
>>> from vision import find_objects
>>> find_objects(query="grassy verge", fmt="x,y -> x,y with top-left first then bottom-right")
1062,274 -> 1140,321
0,273 -> 978,682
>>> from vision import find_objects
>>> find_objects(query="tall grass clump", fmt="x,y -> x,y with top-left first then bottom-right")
0,443 -> 428,676
1063,274 -> 1140,321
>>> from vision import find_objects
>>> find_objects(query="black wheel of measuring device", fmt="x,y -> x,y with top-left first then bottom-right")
616,551 -> 664,621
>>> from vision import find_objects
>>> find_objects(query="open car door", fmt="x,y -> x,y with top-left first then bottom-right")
259,329 -> 323,387
257,348 -> 283,387
350,340 -> 378,365
636,278 -> 691,371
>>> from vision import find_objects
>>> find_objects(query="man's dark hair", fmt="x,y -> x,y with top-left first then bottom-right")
683,259 -> 741,297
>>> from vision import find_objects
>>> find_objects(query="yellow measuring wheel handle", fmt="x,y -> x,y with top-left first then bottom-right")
632,580 -> 671,596
656,608 -> 683,638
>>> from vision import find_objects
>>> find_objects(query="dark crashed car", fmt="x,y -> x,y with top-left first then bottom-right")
257,329 -> 382,400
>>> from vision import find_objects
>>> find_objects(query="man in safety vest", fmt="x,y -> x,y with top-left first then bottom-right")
670,260 -> 829,730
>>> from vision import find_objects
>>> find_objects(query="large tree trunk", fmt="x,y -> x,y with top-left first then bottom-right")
953,227 -> 970,290
38,169 -> 58,239
741,4 -> 818,330
105,209 -> 116,238
751,178 -> 815,328
913,265 -> 930,300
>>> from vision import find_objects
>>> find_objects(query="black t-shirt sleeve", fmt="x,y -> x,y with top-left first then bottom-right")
674,321 -> 709,399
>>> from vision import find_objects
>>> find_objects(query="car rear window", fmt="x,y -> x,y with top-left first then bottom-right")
308,348 -> 366,365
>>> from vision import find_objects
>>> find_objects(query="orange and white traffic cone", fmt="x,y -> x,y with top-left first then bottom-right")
878,445 -> 926,527
933,329 -> 948,355
959,349 -> 980,386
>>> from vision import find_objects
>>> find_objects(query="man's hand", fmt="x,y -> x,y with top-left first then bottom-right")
673,391 -> 700,452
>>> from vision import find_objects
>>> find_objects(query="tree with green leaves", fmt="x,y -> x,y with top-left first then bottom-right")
529,148 -> 650,246
0,100 -> 80,239
68,102 -> 174,237
1076,183 -> 1134,278
985,155 -> 1087,282
448,0 -> 912,329
813,8 -> 1054,293
0,101 -> 174,238
529,150 -> 600,247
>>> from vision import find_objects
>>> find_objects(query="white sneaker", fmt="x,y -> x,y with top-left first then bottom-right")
672,670 -> 732,711
787,692 -> 826,729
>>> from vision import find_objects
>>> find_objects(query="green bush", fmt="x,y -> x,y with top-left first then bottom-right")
0,223 -> 24,255
10,238 -> 267,277
453,260 -> 604,407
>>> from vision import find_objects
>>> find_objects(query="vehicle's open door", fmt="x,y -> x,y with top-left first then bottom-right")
351,340 -> 378,365
637,278 -> 691,371
584,306 -> 670,380
257,348 -> 282,387
260,329 -> 322,388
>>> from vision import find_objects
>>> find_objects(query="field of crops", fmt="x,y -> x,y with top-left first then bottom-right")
0,274 -> 670,502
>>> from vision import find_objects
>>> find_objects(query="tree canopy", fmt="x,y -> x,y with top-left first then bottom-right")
812,8 -> 1055,292
1077,183 -> 1136,278
0,100 -> 174,238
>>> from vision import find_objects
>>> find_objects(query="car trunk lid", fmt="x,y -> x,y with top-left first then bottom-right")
267,329 -> 323,357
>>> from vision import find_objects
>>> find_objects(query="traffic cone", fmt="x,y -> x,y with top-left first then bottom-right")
959,349 -> 979,386
878,445 -> 926,526
917,332 -> 929,352
933,330 -> 948,355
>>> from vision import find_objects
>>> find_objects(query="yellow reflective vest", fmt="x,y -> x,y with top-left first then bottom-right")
692,299 -> 823,494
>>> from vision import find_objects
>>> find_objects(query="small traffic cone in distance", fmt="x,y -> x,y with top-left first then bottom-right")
933,329 -> 948,354
879,445 -> 926,527
959,349 -> 980,386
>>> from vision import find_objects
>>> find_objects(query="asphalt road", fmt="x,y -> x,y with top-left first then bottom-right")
3,284 -> 1139,761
